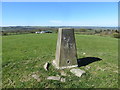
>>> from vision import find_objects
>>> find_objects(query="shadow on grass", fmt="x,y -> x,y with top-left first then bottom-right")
77,57 -> 102,67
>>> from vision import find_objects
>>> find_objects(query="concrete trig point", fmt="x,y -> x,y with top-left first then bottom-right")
53,28 -> 78,69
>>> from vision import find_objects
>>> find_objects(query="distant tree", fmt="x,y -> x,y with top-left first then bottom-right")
115,30 -> 119,33
113,33 -> 120,38
79,29 -> 87,32
2,31 -> 8,36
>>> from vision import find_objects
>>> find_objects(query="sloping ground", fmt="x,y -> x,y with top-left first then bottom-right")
2,33 -> 118,88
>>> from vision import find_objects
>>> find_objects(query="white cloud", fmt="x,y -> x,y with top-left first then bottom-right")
49,20 -> 62,24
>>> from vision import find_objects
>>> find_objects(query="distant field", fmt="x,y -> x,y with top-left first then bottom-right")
2,33 -> 118,88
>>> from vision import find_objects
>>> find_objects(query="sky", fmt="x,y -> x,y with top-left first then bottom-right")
2,0 -> 119,2
2,2 -> 118,26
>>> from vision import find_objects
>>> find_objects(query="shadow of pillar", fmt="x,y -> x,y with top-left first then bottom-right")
77,57 -> 102,67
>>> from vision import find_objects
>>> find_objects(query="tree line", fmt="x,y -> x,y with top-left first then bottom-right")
1,28 -> 120,38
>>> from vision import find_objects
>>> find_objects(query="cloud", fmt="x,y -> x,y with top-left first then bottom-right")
49,20 -> 62,24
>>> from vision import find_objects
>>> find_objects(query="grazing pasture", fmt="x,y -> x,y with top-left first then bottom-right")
2,33 -> 118,88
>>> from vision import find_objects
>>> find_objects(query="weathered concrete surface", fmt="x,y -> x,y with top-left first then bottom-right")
70,69 -> 85,77
44,62 -> 49,71
47,76 -> 61,81
53,28 -> 77,69
47,76 -> 66,82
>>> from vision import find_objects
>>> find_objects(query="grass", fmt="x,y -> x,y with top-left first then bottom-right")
2,33 -> 118,88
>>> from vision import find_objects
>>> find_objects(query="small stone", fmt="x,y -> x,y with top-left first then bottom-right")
60,70 -> 67,76
44,62 -> 49,71
47,76 -> 60,81
32,74 -> 41,82
87,66 -> 91,68
60,78 -> 66,82
83,52 -> 86,55
85,66 -> 91,70
70,68 -> 85,77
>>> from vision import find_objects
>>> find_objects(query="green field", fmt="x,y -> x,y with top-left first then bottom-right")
2,33 -> 118,88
